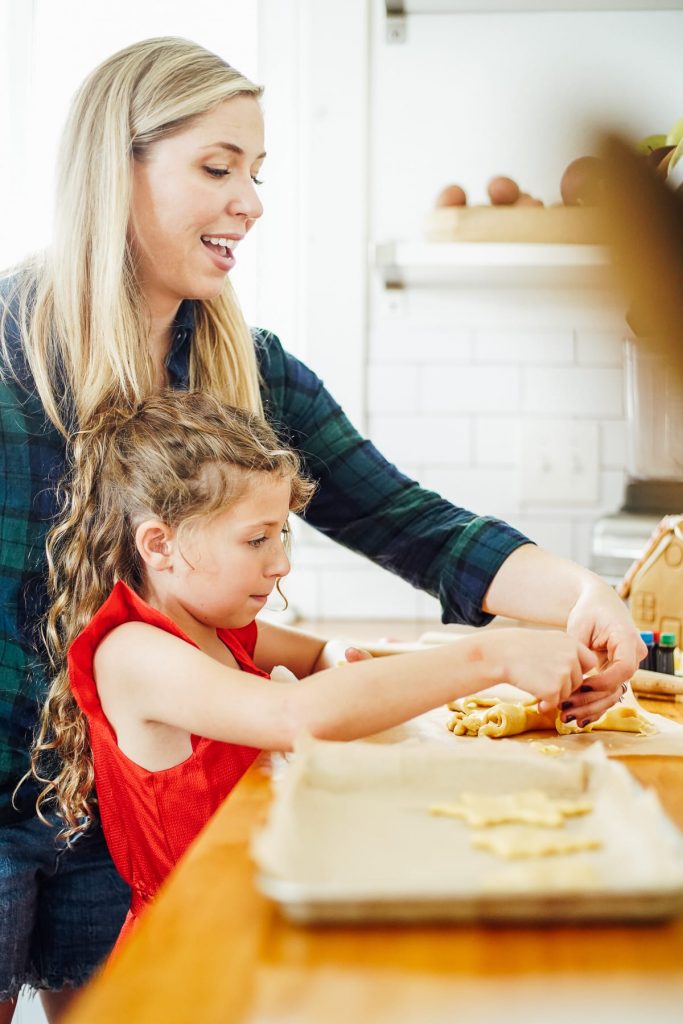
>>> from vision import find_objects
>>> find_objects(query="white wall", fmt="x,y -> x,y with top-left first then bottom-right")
271,1 -> 683,622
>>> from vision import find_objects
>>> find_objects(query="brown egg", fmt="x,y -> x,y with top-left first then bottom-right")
515,192 -> 544,207
435,184 -> 467,207
487,176 -> 520,205
560,156 -> 605,206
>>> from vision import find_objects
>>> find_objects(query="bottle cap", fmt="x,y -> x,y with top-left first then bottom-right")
640,631 -> 654,643
660,633 -> 677,646
654,632 -> 661,643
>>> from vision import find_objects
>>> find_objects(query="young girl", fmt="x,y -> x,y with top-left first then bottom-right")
31,390 -> 597,950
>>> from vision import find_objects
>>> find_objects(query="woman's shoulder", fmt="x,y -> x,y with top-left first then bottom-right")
251,326 -> 323,413
0,267 -> 38,381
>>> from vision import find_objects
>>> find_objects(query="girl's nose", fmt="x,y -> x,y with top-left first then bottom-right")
267,541 -> 290,580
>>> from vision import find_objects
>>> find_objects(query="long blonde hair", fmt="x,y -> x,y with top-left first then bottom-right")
1,37 -> 264,435
29,390 -> 315,840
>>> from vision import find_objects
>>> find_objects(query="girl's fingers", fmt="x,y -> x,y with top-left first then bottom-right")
345,646 -> 372,663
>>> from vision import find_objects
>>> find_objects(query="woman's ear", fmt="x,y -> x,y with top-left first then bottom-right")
135,519 -> 174,572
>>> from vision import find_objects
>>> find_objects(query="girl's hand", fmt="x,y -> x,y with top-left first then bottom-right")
314,640 -> 374,671
344,645 -> 373,663
486,628 -> 599,714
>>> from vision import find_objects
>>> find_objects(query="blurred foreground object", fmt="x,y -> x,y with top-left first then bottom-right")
598,133 -> 683,370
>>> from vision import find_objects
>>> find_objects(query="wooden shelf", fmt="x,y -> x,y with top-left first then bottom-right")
387,1 -> 683,13
373,240 -> 613,288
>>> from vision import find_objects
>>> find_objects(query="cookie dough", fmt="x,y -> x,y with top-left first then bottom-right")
446,691 -> 654,739
471,827 -> 602,859
429,789 -> 592,828
556,704 -> 656,736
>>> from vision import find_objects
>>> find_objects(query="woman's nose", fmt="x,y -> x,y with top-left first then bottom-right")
227,176 -> 263,222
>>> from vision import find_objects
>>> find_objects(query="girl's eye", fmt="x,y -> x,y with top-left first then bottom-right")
249,536 -> 267,548
204,166 -> 229,178
252,176 -> 264,186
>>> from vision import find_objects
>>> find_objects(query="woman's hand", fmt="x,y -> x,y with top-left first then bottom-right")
486,628 -> 598,714
565,579 -> 646,722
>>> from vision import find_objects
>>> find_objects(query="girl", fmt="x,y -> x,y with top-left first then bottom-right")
0,35 -> 642,1015
31,389 -> 598,952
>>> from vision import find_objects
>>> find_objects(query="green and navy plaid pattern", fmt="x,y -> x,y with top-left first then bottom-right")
0,295 -> 530,822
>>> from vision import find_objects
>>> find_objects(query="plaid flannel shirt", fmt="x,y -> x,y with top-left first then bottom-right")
0,295 -> 531,822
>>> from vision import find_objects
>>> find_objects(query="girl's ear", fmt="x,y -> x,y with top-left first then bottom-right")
135,519 -> 174,572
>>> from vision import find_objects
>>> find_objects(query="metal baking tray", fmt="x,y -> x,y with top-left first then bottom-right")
252,739 -> 683,924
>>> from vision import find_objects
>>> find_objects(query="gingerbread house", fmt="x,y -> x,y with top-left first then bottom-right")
618,514 -> 683,646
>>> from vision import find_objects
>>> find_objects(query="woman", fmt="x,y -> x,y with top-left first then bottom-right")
0,36 -> 643,1020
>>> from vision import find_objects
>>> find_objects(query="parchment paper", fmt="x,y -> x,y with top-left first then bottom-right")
365,683 -> 683,757
253,737 -> 683,903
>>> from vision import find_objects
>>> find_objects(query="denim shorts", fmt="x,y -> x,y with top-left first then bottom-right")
0,814 -> 130,1001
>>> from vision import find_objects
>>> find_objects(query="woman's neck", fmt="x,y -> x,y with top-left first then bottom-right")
146,308 -> 178,389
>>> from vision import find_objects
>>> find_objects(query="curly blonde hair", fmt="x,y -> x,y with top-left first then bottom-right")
27,390 -> 315,840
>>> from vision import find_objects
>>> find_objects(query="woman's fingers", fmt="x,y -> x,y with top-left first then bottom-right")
559,681 -> 627,726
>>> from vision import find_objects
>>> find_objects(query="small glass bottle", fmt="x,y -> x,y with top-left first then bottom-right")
639,631 -> 655,671
656,633 -> 677,676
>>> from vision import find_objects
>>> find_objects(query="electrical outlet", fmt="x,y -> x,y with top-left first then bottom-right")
521,420 -> 599,504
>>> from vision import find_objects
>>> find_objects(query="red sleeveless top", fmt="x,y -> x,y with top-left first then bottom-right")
68,580 -> 266,947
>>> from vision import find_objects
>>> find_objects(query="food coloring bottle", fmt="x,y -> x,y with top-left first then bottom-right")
639,631 -> 655,671
656,633 -> 677,676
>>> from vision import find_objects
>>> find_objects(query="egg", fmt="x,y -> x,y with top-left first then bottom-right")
435,184 -> 467,207
560,156 -> 604,206
487,176 -> 520,205
515,192 -> 544,207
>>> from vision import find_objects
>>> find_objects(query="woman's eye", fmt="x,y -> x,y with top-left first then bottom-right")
249,536 -> 267,548
252,176 -> 264,186
204,166 -> 229,178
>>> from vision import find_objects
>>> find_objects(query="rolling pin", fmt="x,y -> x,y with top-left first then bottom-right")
631,668 -> 683,701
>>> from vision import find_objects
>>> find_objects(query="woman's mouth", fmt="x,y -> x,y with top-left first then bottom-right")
200,235 -> 240,272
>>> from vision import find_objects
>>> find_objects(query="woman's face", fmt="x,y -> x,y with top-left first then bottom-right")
129,95 -> 265,315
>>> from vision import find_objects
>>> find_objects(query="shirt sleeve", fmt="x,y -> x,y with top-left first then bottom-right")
254,329 -> 533,626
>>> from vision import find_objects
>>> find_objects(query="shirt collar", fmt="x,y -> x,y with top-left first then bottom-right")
166,300 -> 196,387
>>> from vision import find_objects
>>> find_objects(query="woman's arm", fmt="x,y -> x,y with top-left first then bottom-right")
255,329 -> 530,628
94,620 -> 598,751
255,331 -> 643,699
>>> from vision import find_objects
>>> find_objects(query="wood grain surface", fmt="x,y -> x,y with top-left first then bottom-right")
63,700 -> 683,1024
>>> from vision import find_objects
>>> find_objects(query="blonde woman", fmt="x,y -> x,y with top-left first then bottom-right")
0,37 -> 643,1018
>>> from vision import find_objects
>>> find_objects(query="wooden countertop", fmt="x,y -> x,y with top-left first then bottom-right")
65,700 -> 683,1024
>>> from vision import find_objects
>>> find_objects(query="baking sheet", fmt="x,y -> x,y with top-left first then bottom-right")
253,737 -> 683,923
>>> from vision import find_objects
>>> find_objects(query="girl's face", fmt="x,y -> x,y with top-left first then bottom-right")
129,95 -> 265,316
165,472 -> 292,630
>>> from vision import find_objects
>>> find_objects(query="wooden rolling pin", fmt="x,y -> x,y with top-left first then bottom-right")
631,668 -> 683,701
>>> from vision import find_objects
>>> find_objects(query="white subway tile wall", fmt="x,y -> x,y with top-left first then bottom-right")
287,285 -> 629,621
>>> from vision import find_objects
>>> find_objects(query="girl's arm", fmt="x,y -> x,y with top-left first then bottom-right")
94,621 -> 598,752
254,619 -> 369,677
